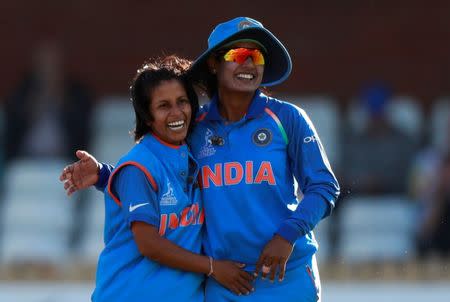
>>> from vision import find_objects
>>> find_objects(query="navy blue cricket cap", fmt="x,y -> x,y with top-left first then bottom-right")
190,17 -> 292,86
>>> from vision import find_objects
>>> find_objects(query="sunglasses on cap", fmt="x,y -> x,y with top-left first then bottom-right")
219,48 -> 265,65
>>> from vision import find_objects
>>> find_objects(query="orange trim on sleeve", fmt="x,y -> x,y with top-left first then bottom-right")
107,161 -> 158,207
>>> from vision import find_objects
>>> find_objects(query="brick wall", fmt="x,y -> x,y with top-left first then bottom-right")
1,0 -> 449,109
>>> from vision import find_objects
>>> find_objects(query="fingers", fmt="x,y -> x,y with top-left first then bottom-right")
233,263 -> 254,295
59,171 -> 66,182
217,261 -> 255,296
236,283 -> 251,296
261,262 -> 270,280
71,162 -> 84,186
76,150 -> 89,160
255,256 -> 286,282
229,285 -> 240,296
278,259 -> 287,282
64,180 -> 72,190
229,277 -> 253,296
254,255 -> 265,278
240,270 -> 254,282
59,165 -> 73,181
60,163 -> 82,196
269,260 -> 278,282
238,273 -> 255,293
60,150 -> 95,195
62,178 -> 78,196
259,256 -> 272,280
66,184 -> 78,196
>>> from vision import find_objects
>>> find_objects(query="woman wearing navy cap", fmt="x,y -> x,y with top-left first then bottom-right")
61,17 -> 339,302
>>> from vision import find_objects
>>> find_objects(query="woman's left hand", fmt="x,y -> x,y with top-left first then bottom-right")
254,234 -> 293,282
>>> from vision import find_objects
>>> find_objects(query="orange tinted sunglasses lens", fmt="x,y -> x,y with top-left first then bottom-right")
223,48 -> 265,65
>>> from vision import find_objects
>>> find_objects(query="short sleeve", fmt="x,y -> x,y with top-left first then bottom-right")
111,165 -> 160,228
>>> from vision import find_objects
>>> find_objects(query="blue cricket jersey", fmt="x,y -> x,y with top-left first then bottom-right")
188,90 -> 340,271
95,91 -> 340,272
92,134 -> 204,302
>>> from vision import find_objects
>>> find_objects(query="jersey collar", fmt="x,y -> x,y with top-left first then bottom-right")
141,133 -> 187,152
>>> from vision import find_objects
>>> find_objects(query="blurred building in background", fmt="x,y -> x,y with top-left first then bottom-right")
410,114 -> 450,258
1,39 -> 94,267
0,0 -> 449,300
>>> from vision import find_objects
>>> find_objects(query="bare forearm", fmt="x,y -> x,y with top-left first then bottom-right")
132,222 -> 255,295
150,238 -> 210,274
132,222 -> 210,275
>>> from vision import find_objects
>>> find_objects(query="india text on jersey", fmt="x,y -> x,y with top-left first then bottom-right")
158,202 -> 204,236
200,161 -> 276,188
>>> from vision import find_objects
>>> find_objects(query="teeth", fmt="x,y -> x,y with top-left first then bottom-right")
168,120 -> 184,126
167,120 -> 185,130
236,73 -> 254,80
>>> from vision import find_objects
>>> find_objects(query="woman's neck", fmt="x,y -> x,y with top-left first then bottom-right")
217,89 -> 256,122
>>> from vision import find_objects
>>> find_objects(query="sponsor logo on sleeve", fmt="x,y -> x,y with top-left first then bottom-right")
303,135 -> 317,143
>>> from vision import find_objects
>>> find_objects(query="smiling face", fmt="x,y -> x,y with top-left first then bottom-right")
212,41 -> 265,94
148,79 -> 192,145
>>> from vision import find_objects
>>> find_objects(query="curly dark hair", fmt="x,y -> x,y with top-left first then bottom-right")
130,55 -> 199,141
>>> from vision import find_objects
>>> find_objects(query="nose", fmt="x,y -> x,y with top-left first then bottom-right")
242,56 -> 255,66
170,103 -> 184,116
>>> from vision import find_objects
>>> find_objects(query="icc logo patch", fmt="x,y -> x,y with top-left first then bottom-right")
252,128 -> 272,146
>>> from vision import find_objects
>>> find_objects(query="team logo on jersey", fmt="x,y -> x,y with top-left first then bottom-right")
252,128 -> 272,146
160,181 -> 177,206
197,128 -> 216,159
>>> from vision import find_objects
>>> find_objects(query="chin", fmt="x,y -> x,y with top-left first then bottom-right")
233,85 -> 259,93
172,132 -> 188,144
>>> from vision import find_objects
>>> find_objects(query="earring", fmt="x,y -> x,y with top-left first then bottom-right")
211,68 -> 216,74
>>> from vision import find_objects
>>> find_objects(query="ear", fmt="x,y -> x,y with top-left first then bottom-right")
207,56 -> 217,74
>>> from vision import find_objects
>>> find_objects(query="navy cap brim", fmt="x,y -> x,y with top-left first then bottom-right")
190,27 -> 292,87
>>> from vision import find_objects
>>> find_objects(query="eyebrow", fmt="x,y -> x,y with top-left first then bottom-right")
154,95 -> 189,104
